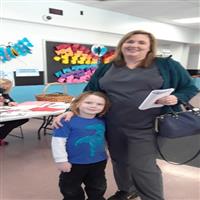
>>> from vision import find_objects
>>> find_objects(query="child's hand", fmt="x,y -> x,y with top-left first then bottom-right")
0,96 -> 4,103
8,101 -> 18,106
56,162 -> 72,172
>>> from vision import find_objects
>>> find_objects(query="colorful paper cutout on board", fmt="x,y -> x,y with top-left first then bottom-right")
50,42 -> 115,84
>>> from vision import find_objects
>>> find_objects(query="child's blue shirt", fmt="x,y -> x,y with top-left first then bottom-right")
52,116 -> 107,164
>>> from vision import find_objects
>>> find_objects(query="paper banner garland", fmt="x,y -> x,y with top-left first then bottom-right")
0,38 -> 33,63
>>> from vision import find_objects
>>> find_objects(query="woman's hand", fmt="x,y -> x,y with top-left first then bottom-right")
52,111 -> 74,129
56,162 -> 72,172
156,95 -> 178,106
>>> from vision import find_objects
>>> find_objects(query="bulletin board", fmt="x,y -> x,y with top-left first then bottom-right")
45,41 -> 115,83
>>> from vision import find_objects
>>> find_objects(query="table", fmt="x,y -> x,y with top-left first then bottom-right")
0,101 -> 69,139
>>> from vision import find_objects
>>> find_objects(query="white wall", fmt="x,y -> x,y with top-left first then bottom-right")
1,0 -> 200,74
0,19 -> 123,76
187,45 -> 200,69
157,42 -> 191,67
1,0 -> 199,44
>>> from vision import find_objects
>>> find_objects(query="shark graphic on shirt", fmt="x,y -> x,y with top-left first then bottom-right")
74,123 -> 105,157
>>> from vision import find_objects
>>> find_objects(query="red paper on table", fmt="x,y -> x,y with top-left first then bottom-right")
30,107 -> 63,112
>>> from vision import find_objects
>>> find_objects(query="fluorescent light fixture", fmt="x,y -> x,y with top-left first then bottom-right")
173,17 -> 200,24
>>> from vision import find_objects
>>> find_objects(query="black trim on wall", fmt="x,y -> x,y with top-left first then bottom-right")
14,71 -> 44,86
187,69 -> 200,76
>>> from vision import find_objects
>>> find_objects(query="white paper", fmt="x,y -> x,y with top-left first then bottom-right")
16,68 -> 39,77
139,88 -> 174,110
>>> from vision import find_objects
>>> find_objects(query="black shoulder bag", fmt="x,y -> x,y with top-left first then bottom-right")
155,102 -> 200,165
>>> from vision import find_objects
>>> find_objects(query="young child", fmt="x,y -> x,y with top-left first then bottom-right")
51,91 -> 110,200
0,78 -> 29,145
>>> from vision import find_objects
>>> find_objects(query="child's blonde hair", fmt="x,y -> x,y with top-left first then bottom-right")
70,91 -> 110,117
0,78 -> 13,93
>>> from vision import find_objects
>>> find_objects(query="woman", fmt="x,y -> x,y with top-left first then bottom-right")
53,30 -> 199,200
0,78 -> 29,146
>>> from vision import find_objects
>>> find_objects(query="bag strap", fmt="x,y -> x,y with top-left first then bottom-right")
180,101 -> 194,110
166,100 -> 195,114
156,136 -> 200,165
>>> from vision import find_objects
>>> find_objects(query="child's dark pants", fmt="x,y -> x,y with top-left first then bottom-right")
59,160 -> 107,200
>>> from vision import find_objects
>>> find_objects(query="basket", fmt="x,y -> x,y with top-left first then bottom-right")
35,82 -> 74,103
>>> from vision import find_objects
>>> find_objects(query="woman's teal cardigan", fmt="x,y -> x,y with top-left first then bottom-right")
84,57 -> 199,112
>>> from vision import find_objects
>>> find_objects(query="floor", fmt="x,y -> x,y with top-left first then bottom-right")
0,117 -> 200,200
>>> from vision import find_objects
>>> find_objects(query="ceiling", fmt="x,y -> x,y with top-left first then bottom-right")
66,0 -> 200,29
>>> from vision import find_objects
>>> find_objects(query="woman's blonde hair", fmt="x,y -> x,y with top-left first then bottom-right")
70,91 -> 110,117
0,78 -> 13,93
112,30 -> 157,68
